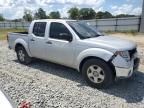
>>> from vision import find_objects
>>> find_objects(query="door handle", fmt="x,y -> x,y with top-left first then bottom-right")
46,41 -> 52,44
30,39 -> 35,41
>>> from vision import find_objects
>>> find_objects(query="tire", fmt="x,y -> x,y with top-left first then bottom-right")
16,46 -> 32,65
82,58 -> 114,89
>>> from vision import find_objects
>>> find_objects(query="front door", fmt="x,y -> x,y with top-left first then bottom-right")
45,22 -> 75,67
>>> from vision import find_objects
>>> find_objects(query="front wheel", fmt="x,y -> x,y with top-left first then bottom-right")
16,46 -> 32,65
82,58 -> 115,89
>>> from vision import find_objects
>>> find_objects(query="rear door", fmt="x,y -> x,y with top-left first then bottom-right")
29,22 -> 47,59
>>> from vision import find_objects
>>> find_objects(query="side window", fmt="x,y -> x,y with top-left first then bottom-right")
49,22 -> 72,40
33,22 -> 46,37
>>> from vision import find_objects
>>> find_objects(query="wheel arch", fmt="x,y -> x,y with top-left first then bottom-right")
79,56 -> 116,77
15,43 -> 24,52
14,39 -> 32,57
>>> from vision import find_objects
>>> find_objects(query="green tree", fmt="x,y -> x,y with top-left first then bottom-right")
47,15 -> 50,19
12,19 -> 23,22
79,8 -> 96,20
95,11 -> 103,19
96,11 -> 113,19
68,7 -> 79,19
0,14 -> 4,21
115,14 -> 136,18
23,9 -> 33,21
34,8 -> 47,19
49,11 -> 60,19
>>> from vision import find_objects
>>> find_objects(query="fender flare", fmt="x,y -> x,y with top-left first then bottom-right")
14,38 -> 32,57
76,48 -> 114,71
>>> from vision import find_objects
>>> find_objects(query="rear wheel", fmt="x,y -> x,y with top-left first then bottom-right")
82,58 -> 114,89
16,46 -> 32,64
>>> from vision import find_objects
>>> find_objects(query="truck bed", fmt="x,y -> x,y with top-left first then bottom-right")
11,32 -> 28,34
8,32 -> 29,50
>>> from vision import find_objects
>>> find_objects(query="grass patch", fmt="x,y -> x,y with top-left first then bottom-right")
0,29 -> 26,40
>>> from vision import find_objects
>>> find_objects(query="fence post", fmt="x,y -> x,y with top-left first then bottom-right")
140,0 -> 144,32
10,22 -> 11,28
15,21 -> 17,29
23,22 -> 25,29
95,19 -> 97,29
22,22 -> 24,29
138,17 -> 141,32
140,16 -> 144,32
115,18 -> 118,32
3,22 -> 5,29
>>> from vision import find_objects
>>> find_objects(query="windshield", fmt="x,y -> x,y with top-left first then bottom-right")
67,21 -> 102,39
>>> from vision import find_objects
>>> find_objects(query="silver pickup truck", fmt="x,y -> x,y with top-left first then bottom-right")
7,19 -> 140,88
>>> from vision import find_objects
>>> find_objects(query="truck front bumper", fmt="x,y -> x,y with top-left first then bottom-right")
112,54 -> 140,78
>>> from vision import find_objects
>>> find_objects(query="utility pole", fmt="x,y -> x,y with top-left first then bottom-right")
140,0 -> 144,32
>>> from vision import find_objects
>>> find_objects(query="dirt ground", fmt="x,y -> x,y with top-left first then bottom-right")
108,33 -> 144,71
109,33 -> 144,48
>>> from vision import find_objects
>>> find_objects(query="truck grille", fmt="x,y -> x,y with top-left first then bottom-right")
128,48 -> 137,59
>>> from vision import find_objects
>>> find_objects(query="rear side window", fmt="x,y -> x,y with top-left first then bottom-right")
49,22 -> 72,40
33,22 -> 46,37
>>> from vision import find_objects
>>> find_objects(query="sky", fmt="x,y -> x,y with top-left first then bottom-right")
0,0 -> 143,20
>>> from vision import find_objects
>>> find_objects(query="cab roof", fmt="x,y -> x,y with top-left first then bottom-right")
33,19 -> 77,23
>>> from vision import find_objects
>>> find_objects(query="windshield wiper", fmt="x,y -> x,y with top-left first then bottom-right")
81,34 -> 103,39
96,34 -> 103,36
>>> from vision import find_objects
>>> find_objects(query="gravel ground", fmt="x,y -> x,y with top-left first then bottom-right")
0,40 -> 144,108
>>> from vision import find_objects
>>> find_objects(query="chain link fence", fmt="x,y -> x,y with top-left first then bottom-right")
0,21 -> 30,30
0,17 -> 141,32
83,17 -> 141,32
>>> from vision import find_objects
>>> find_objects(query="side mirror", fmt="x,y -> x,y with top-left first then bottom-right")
59,33 -> 72,42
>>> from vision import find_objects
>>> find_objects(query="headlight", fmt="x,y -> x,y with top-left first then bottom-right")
115,51 -> 130,59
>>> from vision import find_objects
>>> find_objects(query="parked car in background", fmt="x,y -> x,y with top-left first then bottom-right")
7,19 -> 140,88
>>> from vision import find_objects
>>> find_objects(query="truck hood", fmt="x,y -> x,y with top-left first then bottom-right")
83,36 -> 137,52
